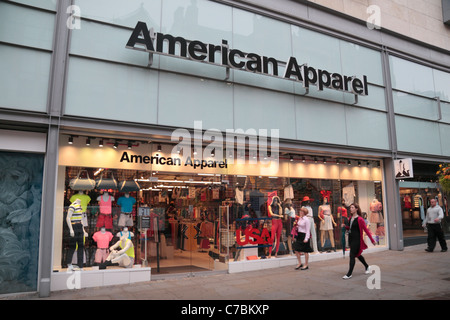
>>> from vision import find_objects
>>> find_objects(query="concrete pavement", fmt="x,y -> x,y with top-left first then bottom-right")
4,243 -> 450,301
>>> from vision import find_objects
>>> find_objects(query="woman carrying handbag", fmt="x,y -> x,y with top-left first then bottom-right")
292,207 -> 313,270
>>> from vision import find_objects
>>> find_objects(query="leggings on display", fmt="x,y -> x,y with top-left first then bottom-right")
67,223 -> 84,267
270,219 -> 282,254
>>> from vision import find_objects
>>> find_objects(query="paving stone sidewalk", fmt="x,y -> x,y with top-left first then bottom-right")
4,243 -> 450,300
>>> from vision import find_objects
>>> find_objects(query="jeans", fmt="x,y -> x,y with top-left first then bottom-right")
67,223 -> 84,267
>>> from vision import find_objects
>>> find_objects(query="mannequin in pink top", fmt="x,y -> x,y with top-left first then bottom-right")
96,192 -> 115,229
93,227 -> 113,264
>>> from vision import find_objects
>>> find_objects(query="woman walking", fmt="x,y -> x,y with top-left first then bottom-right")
342,203 -> 376,279
293,207 -> 313,270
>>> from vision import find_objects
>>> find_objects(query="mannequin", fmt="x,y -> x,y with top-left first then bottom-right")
318,193 -> 336,252
369,198 -> 383,224
369,198 -> 384,244
117,192 -> 136,228
96,192 -> 115,230
70,190 -> 91,226
337,201 -> 348,219
93,227 -> 113,264
268,196 -> 283,258
301,196 -> 318,253
66,199 -> 88,271
100,233 -> 135,269
284,202 -> 296,255
116,227 -> 134,240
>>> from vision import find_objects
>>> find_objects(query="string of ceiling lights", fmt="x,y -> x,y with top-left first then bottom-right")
67,135 -> 142,150
66,135 -> 380,167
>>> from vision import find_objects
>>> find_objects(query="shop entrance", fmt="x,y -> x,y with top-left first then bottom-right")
400,181 -> 449,239
137,171 -> 226,275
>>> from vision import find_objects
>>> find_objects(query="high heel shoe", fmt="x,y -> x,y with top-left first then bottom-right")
295,264 -> 303,270
300,266 -> 309,270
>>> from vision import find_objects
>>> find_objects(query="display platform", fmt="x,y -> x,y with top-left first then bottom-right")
50,266 -> 151,291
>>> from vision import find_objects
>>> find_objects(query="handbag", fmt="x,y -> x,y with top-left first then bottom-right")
118,179 -> 141,192
69,170 -> 96,191
95,171 -> 118,190
291,226 -> 298,237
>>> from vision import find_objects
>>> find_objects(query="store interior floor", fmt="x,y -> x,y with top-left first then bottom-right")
148,249 -> 215,275
403,228 -> 450,247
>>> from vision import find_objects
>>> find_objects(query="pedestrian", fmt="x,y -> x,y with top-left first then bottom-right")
293,207 -> 313,270
423,198 -> 448,252
342,203 -> 376,279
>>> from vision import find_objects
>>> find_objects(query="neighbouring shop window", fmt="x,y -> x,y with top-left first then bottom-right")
0,151 -> 44,294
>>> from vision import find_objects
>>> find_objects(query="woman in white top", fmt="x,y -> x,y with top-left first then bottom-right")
293,207 -> 313,270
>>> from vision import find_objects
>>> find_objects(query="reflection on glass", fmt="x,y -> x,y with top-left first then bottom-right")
390,56 -> 435,98
0,152 -> 44,294
75,0 -> 161,29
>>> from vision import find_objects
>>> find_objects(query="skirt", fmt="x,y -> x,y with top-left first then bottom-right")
293,232 -> 313,253
320,215 -> 333,230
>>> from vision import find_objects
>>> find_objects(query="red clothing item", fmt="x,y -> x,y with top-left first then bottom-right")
345,216 -> 375,257
338,206 -> 348,218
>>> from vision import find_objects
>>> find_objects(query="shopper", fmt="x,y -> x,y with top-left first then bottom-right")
293,207 -> 313,270
423,199 -> 448,252
342,203 -> 376,279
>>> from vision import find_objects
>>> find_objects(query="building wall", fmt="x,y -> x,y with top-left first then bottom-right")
0,0 -> 449,158
308,0 -> 450,52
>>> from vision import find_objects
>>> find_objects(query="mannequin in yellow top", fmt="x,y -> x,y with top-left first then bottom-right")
102,234 -> 135,269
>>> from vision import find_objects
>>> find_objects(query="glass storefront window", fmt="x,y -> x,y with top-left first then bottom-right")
55,136 -> 386,275
0,151 -> 44,294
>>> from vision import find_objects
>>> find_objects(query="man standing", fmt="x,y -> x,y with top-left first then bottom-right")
423,199 -> 448,252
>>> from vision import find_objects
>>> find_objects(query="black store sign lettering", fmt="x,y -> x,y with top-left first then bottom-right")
126,21 -> 369,96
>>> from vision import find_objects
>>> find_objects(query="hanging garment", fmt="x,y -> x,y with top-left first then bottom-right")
284,184 -> 294,201
404,195 -> 412,209
342,183 -> 355,206
235,188 -> 244,204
